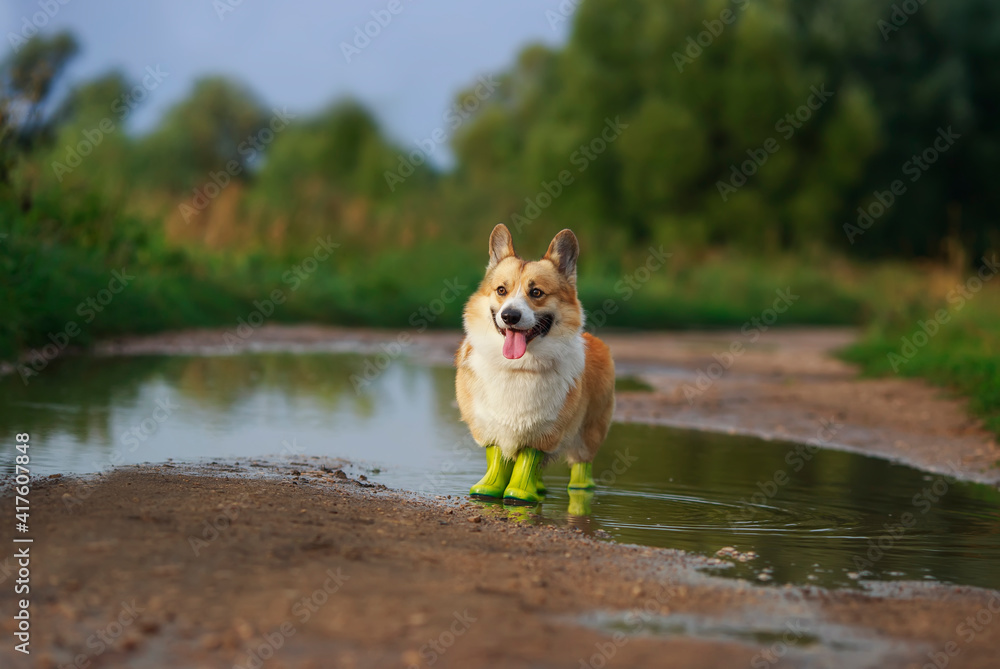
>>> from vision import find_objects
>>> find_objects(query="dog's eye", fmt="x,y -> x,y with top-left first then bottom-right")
529,288 -> 544,299
496,286 -> 507,296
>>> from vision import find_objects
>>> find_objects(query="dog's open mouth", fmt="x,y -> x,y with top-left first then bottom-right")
491,310 -> 554,360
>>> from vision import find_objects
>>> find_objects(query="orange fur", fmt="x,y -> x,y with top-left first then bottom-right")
455,225 -> 615,464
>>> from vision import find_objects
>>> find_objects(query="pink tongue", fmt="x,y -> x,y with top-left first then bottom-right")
503,330 -> 528,359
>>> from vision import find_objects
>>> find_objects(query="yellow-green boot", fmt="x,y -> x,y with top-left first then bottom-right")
568,462 -> 596,490
470,445 -> 514,498
503,448 -> 545,505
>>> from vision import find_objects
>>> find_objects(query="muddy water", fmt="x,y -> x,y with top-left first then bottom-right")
2,352 -> 999,590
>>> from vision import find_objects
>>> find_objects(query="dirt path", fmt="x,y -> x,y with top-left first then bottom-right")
1,466 -> 998,669
92,324 -> 1000,484
2,325 -> 1000,668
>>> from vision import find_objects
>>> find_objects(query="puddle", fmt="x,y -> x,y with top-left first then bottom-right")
2,352 -> 999,591
571,610 -> 901,669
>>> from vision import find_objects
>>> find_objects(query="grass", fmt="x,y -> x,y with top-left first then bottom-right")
841,276 -> 1000,437
4,188 -> 998,443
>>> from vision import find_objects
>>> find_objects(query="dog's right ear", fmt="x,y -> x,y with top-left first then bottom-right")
487,224 -> 516,271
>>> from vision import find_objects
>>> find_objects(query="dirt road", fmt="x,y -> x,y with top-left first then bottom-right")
1,466 -> 998,669
2,325 -> 998,668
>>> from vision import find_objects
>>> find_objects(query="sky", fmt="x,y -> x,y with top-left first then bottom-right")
2,0 -> 575,164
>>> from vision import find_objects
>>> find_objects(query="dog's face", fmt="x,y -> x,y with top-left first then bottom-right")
463,224 -> 583,364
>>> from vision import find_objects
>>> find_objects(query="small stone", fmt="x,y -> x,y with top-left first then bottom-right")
468,515 -> 482,523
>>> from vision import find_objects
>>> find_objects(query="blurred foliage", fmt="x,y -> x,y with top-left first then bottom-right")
1,2 -> 999,428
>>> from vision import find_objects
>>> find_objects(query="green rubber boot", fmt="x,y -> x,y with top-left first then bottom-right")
503,448 -> 545,505
568,462 -> 596,490
470,446 -> 514,498
567,490 -> 594,517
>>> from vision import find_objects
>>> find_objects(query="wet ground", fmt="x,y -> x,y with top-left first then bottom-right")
4,352 -> 1000,593
1,467 -> 998,669
1,325 -> 999,667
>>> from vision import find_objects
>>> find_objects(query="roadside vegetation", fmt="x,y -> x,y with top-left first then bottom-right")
2,0 -> 997,434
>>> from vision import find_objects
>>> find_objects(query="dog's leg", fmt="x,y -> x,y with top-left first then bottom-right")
469,445 -> 514,498
503,448 -> 545,504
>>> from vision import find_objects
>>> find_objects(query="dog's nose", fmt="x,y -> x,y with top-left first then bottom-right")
500,309 -> 521,326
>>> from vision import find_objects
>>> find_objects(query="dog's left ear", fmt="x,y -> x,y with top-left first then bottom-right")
544,229 -> 579,283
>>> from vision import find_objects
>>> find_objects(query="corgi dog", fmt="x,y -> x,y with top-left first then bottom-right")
455,224 -> 615,505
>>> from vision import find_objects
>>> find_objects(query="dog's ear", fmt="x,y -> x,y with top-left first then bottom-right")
488,224 -> 516,271
544,229 -> 579,283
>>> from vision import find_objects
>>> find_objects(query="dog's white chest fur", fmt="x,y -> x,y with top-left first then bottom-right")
464,333 -> 586,457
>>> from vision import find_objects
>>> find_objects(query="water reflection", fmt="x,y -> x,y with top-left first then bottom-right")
1,352 -> 998,591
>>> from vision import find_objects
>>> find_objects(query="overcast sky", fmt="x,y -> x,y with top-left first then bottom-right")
3,0 -> 574,163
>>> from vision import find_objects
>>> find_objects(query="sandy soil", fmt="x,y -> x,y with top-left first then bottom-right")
2,324 -> 999,668
1,465 -> 998,669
